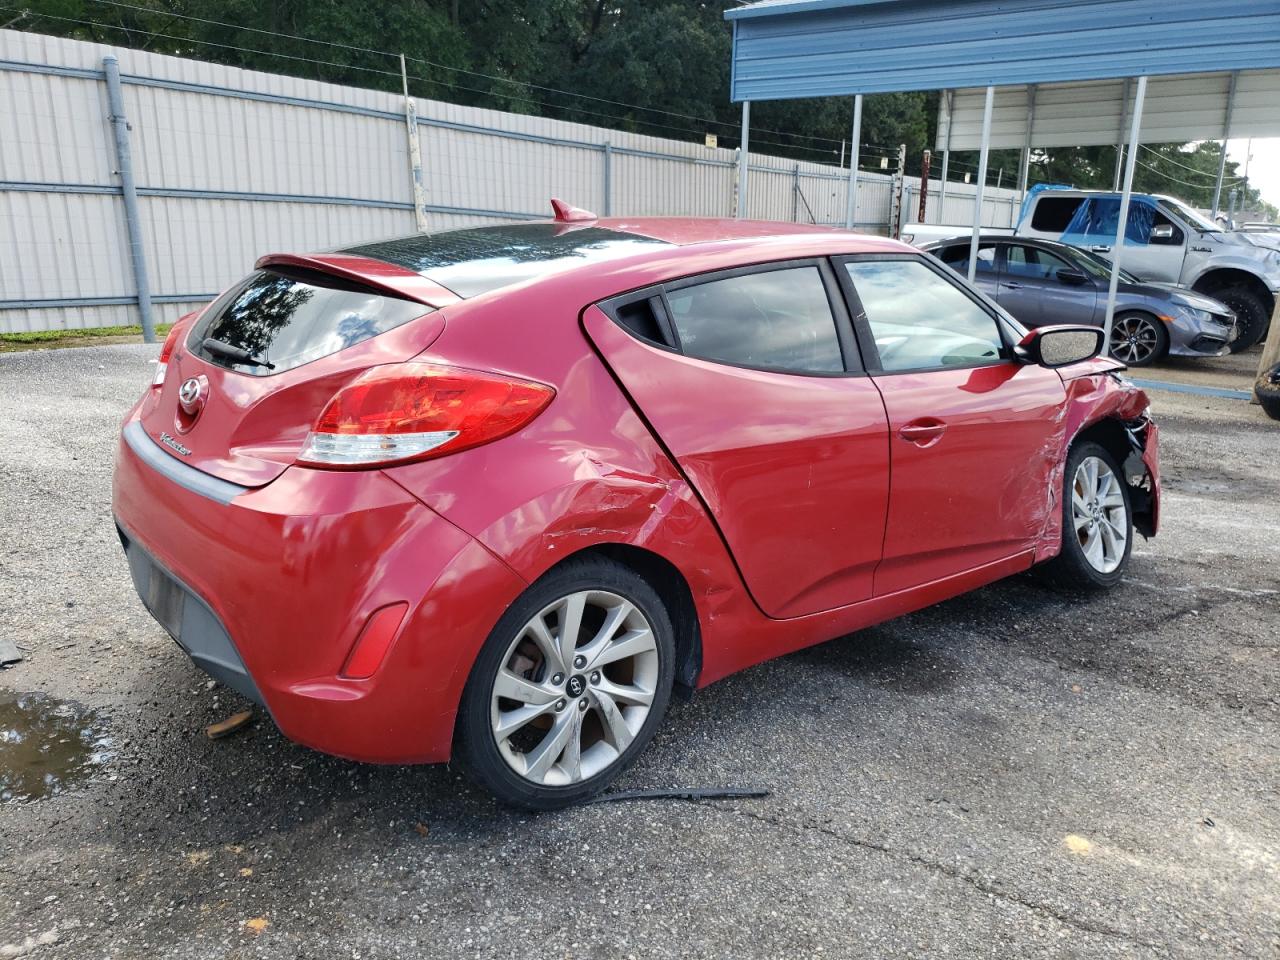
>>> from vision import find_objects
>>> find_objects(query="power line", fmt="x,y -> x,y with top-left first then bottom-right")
82,0 -> 868,150
1139,144 -> 1243,183
1133,156 -> 1244,192
10,6 -> 875,161
5,7 -> 833,157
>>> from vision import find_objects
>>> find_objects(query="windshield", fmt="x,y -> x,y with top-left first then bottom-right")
1160,198 -> 1223,233
1071,247 -> 1142,284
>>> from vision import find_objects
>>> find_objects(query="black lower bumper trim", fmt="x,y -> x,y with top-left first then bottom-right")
117,522 -> 264,705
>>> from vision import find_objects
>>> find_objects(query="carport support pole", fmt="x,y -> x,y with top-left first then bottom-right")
1017,84 -> 1037,203
1112,78 -> 1132,192
1103,75 -> 1147,358
736,100 -> 750,218
938,90 -> 953,224
844,94 -> 863,229
966,86 -> 994,284
103,56 -> 156,344
1211,71 -> 1238,220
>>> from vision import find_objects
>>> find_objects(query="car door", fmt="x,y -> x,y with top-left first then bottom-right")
835,254 -> 1068,596
998,243 -> 1099,327
582,260 -> 891,619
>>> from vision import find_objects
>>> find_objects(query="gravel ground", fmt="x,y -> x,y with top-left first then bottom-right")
1,344 -> 1277,959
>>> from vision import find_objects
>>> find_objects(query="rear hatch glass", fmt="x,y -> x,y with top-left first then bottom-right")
140,267 -> 441,488
186,267 -> 430,375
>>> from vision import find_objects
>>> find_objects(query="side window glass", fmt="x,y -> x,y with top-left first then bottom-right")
844,259 -> 1004,372
1069,198 -> 1163,246
665,266 -> 844,374
937,244 -> 994,277
1031,196 -> 1085,233
1005,245 -> 1072,280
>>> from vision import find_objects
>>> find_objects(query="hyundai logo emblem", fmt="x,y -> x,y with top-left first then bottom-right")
177,375 -> 208,418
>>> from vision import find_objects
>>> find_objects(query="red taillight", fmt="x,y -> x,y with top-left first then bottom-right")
297,362 -> 555,468
152,321 -> 187,388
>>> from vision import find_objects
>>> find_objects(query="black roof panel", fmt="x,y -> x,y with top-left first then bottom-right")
343,224 -> 672,298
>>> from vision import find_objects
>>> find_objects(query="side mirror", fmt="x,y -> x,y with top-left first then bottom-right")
1056,268 -> 1089,286
1150,223 -> 1178,244
1015,325 -> 1105,368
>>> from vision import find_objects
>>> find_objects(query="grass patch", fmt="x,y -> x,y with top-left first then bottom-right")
0,323 -> 172,352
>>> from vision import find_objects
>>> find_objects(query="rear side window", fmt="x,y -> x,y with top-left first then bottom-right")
936,243 -> 995,275
186,269 -> 429,376
843,259 -> 1003,372
1031,196 -> 1085,233
665,267 -> 843,374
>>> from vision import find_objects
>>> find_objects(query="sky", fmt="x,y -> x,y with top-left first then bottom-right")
1227,138 -> 1280,215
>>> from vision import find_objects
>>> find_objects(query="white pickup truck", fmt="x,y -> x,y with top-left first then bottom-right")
904,189 -> 1280,348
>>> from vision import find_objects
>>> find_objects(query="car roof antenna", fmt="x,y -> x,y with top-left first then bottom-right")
550,198 -> 597,223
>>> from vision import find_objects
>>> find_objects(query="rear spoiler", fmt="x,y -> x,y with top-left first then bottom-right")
255,253 -> 463,309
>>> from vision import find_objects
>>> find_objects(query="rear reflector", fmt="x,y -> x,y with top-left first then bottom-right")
297,362 -> 555,468
340,602 -> 409,679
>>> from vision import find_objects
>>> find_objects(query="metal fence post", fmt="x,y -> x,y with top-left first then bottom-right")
399,54 -> 429,233
603,142 -> 613,216
844,94 -> 863,229
102,56 -> 155,343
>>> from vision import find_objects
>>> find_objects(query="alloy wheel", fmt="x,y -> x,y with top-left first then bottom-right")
489,590 -> 659,786
1071,456 -> 1128,573
1109,314 -> 1161,365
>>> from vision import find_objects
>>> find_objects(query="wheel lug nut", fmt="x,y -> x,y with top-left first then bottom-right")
551,673 -> 564,685
555,699 -> 566,712
578,698 -> 588,711
573,655 -> 586,669
590,671 -> 601,684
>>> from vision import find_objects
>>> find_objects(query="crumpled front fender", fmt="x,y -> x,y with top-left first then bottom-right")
1032,366 -> 1159,560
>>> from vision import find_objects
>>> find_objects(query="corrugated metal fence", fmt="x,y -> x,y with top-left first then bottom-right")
0,29 -> 1023,334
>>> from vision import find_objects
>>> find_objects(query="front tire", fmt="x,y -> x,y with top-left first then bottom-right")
1212,286 -> 1269,350
1040,441 -> 1133,590
1109,312 -> 1167,367
454,556 -> 675,810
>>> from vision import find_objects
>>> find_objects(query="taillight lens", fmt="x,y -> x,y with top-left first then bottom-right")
152,321 -> 187,388
297,363 -> 555,468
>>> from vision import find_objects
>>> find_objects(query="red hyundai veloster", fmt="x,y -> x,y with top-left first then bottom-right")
113,202 -> 1160,808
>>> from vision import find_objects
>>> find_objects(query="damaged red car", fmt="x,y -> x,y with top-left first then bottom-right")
112,204 -> 1160,809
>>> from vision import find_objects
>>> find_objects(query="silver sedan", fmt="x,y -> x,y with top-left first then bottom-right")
924,236 -> 1236,366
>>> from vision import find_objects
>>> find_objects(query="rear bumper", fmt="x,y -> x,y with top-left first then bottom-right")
112,416 -> 527,763
118,526 -> 264,704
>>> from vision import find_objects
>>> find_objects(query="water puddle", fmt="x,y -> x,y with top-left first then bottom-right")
0,690 -> 113,802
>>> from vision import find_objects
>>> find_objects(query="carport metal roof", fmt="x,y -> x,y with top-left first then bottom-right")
726,0 -> 1280,101
942,71 -> 1280,151
724,0 -> 1280,359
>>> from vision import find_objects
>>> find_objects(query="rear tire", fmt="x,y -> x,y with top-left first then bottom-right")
454,556 -> 675,810
1039,441 -> 1133,590
1213,286 -> 1269,350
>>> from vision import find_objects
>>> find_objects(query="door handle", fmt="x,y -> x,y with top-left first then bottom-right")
898,419 -> 947,446
1090,244 -> 1112,253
